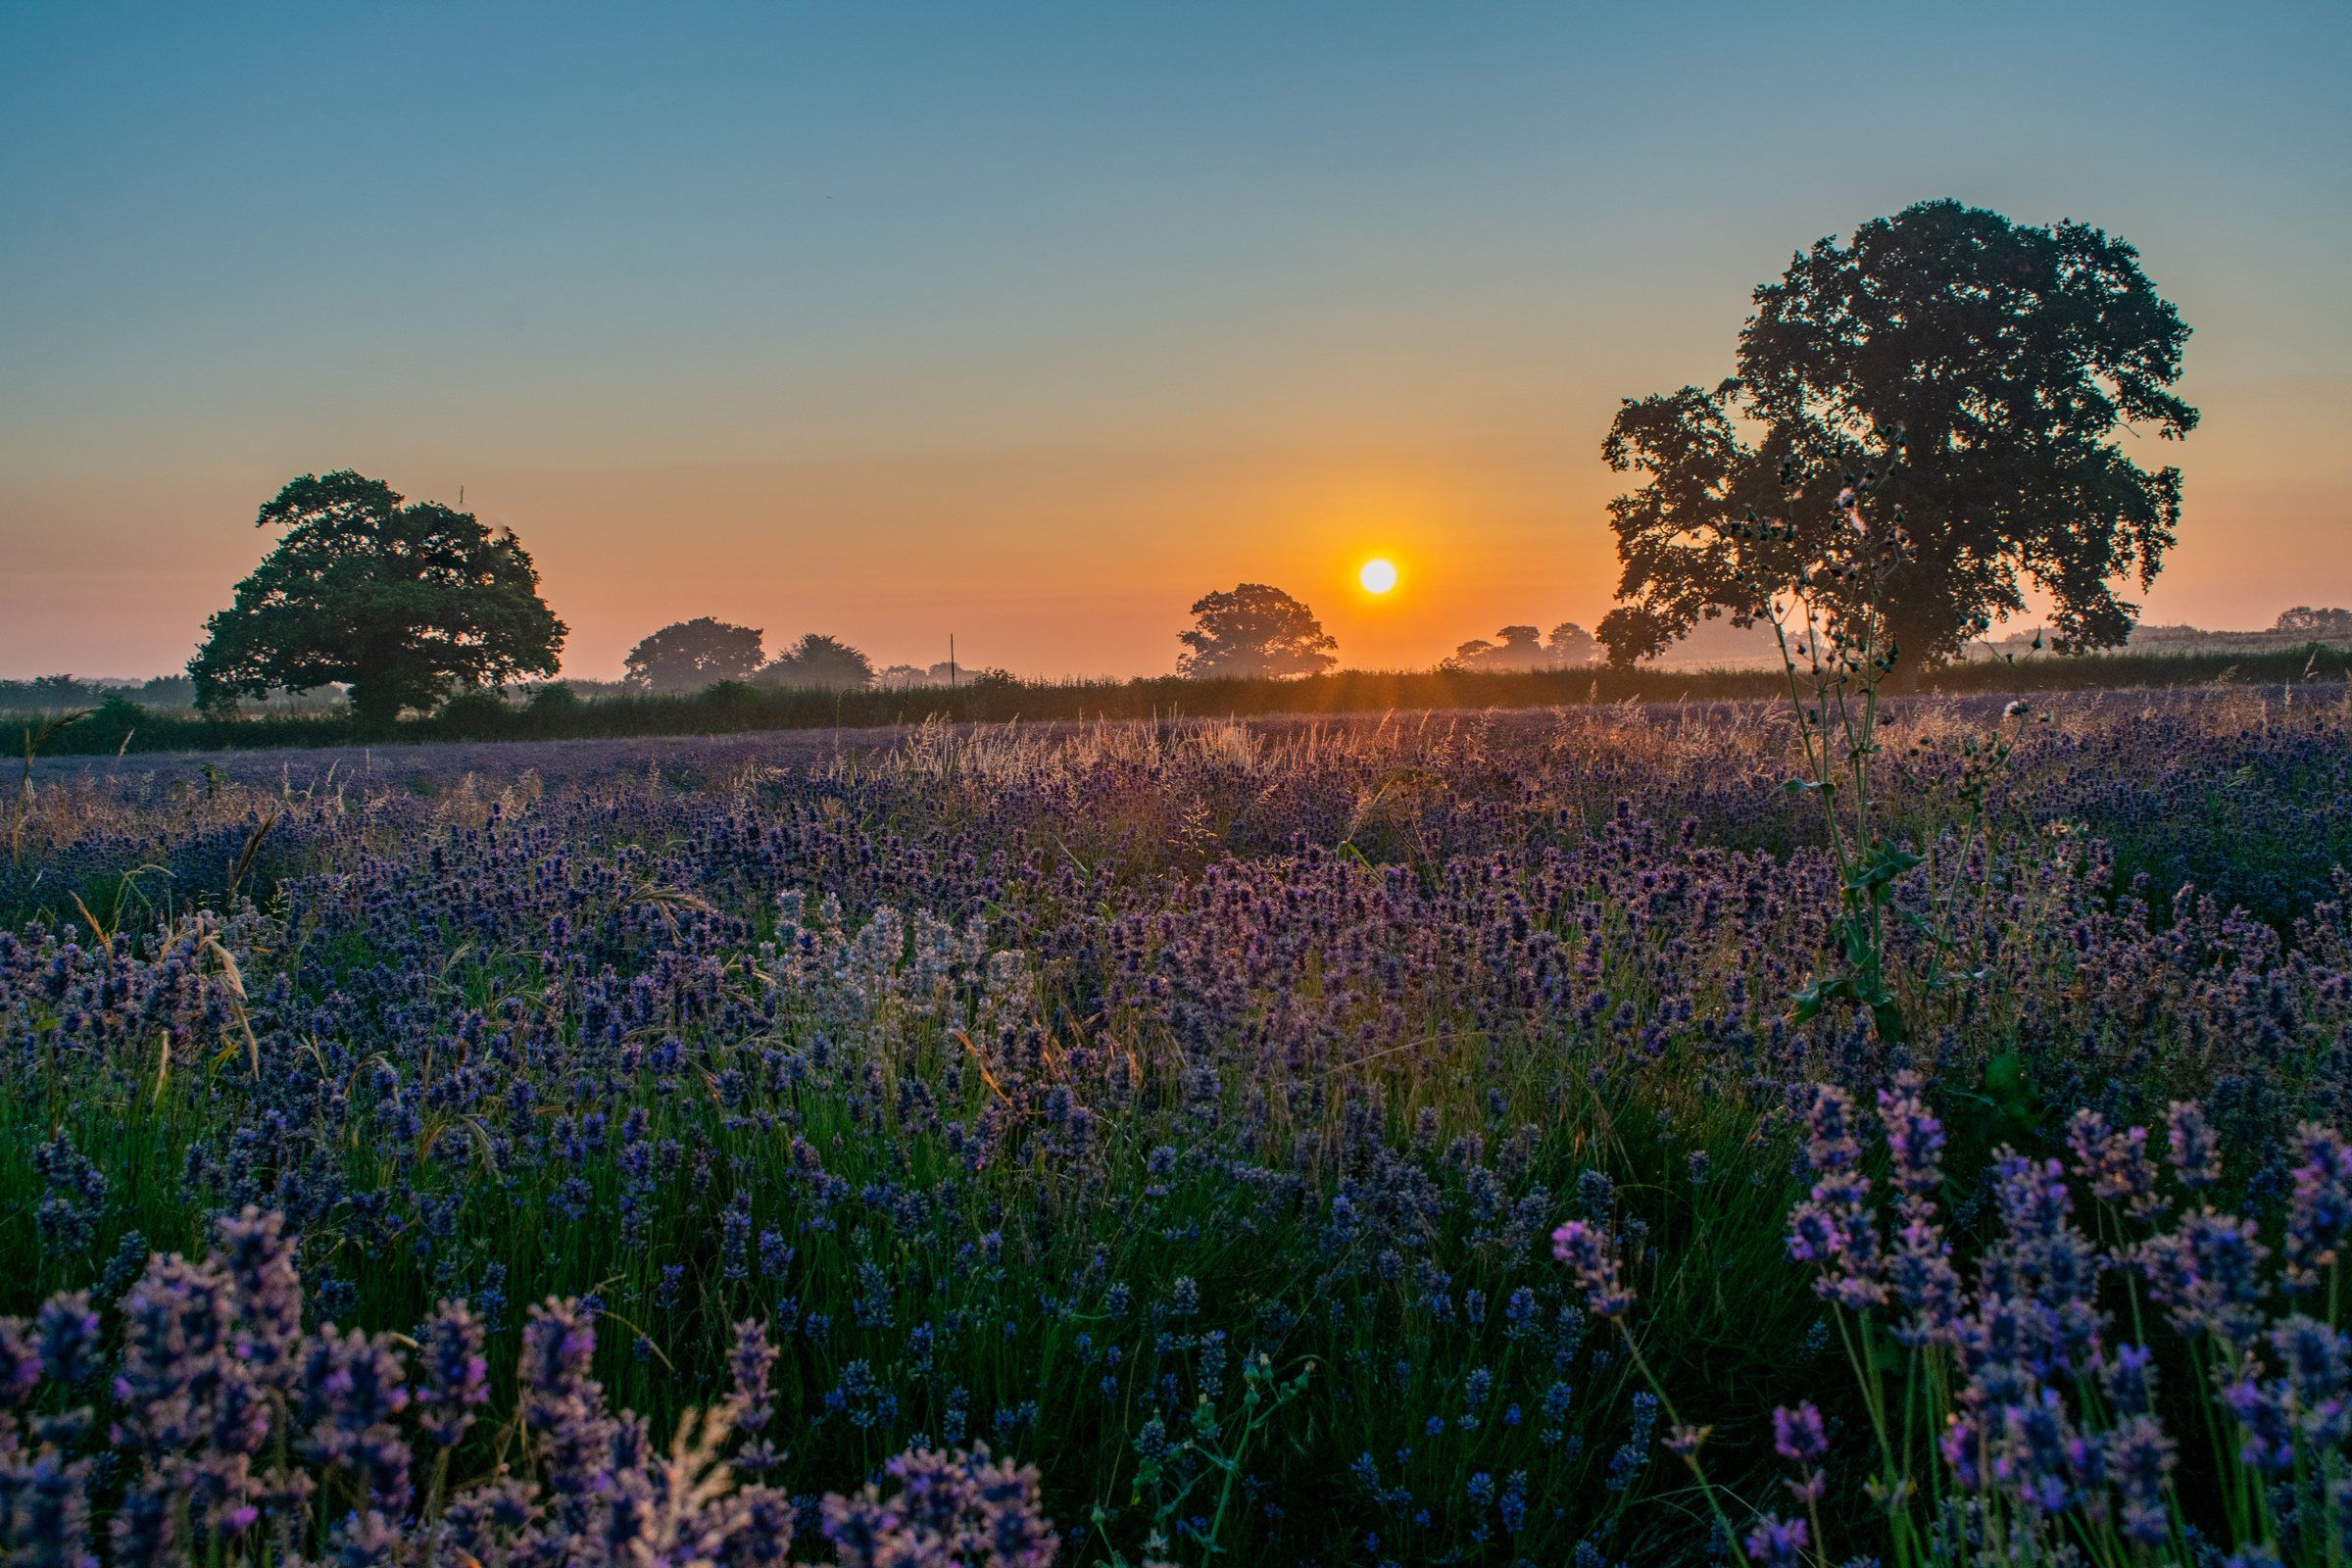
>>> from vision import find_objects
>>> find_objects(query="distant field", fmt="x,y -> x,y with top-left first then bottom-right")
12,641 -> 2352,757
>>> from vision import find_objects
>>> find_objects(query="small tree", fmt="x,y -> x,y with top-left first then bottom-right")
1597,200 -> 2195,670
2276,606 -> 2352,639
190,471 -> 565,728
1545,622 -> 1599,666
1177,585 -> 1338,679
623,618 -> 765,692
762,634 -> 873,689
1445,625 -> 1545,672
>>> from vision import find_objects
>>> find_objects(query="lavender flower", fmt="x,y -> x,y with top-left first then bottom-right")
1551,1221 -> 1635,1318
1772,1402 -> 1828,1463
296,1324 -> 415,1511
2284,1122 -> 2352,1291
1876,1070 -> 1944,1213
2167,1102 -> 2223,1192
0,1317 -> 40,1409
2067,1108 -> 2162,1219
2105,1414 -> 2174,1544
1743,1513 -> 1810,1567
821,1444 -> 1057,1568
414,1299 -> 490,1449
33,1291 -> 101,1387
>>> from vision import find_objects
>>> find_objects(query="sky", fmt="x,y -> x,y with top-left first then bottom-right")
3,1 -> 2348,681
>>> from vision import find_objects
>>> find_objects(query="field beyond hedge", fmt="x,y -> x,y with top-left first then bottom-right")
15,642 -> 2352,757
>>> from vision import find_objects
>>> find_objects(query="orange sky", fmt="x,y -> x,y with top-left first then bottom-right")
4,6 -> 2347,681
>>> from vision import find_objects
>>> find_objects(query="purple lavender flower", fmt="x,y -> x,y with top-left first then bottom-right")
1743,1513 -> 1810,1567
821,1445 -> 1057,1568
2067,1108 -> 2162,1219
2166,1102 -> 2223,1192
414,1298 -> 490,1449
2100,1343 -> 2159,1416
729,1317 -> 781,1476
1885,1217 -> 1964,1345
2284,1122 -> 2352,1292
2138,1208 -> 2270,1346
216,1206 -> 303,1380
1787,1085 -> 1886,1307
6,1447 -> 97,1568
0,1316 -> 41,1409
2221,1375 -> 2296,1474
109,1476 -> 181,1568
296,1324 -> 415,1511
1772,1402 -> 1828,1463
2269,1313 -> 2351,1446
517,1297 -> 601,1430
1551,1221 -> 1635,1318
1995,1390 -> 2083,1514
1876,1069 -> 1944,1212
2104,1414 -> 2174,1544
33,1291 -> 101,1388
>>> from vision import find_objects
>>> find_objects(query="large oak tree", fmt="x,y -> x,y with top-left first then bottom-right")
1596,200 -> 2196,669
190,471 -> 566,728
1177,584 -> 1338,679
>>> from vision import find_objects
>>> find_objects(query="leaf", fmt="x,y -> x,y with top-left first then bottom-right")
1984,1053 -> 2023,1104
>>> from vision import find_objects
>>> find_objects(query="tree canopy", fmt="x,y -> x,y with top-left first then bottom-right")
1177,584 -> 1338,679
1595,200 -> 2196,669
1444,622 -> 1598,671
623,617 -> 764,692
189,471 -> 566,726
2276,607 -> 2352,638
760,633 -> 874,689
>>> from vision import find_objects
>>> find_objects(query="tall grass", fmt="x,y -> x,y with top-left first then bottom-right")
19,644 -> 2352,757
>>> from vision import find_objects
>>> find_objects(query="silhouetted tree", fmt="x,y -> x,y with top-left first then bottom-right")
1177,584 -> 1338,679
189,471 -> 565,728
622,617 -> 764,692
1445,625 -> 1545,671
1545,622 -> 1598,666
762,633 -> 874,689
2276,607 -> 2352,638
1596,200 -> 2196,670
1446,622 -> 1598,671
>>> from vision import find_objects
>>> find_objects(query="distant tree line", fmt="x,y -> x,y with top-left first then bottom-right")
619,620 -> 888,693
1444,622 -> 1598,671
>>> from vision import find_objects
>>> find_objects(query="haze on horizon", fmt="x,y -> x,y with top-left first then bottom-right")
4,2 -> 2348,683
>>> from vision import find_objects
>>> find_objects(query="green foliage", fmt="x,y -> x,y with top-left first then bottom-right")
1599,199 -> 2196,669
188,470 -> 566,728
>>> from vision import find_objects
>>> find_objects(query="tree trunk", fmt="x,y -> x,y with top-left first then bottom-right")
348,677 -> 401,734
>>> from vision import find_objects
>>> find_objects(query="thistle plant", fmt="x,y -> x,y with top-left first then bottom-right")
1094,1352 -> 1309,1567
1725,435 -> 2030,1046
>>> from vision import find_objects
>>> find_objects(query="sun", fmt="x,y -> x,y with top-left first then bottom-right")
1358,558 -> 1399,595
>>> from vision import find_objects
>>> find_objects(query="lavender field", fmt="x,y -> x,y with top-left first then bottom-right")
7,689 -> 2352,1566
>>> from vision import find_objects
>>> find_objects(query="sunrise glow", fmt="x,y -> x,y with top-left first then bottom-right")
1358,558 -> 1399,595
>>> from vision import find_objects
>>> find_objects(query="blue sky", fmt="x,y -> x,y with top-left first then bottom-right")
4,1 -> 2346,677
